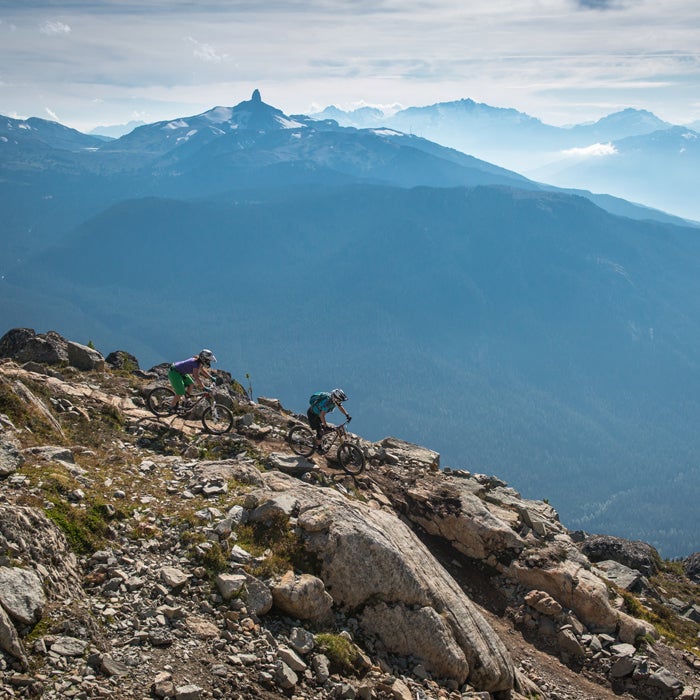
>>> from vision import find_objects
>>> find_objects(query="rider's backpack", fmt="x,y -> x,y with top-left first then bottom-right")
309,392 -> 327,412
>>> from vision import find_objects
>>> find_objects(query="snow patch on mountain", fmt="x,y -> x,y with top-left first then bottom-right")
163,120 -> 189,130
275,115 -> 305,129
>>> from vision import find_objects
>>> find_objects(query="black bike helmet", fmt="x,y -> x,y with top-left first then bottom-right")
331,388 -> 348,403
198,349 -> 216,365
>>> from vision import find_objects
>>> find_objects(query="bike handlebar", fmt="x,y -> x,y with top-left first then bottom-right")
325,420 -> 351,431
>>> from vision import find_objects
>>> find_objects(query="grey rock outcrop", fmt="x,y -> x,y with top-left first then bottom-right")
684,552 -> 700,584
0,505 -> 83,601
593,559 -> 650,593
389,474 -> 525,562
105,350 -> 140,370
0,440 -> 23,478
579,534 -> 660,577
247,471 -> 515,691
509,554 -> 656,644
0,328 -> 37,359
375,436 -> 440,471
0,328 -> 104,371
66,340 -> 105,371
0,566 -> 45,626
0,603 -> 29,669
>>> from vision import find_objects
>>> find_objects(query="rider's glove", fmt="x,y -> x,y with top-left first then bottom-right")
346,415 -> 352,422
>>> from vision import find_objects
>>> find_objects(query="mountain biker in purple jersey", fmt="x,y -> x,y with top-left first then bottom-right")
307,388 -> 351,452
168,349 -> 216,409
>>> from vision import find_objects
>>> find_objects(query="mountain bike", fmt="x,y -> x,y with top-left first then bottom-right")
287,420 -> 365,475
147,384 -> 234,435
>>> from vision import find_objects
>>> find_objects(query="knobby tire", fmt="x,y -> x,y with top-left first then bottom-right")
288,425 -> 315,458
147,386 -> 177,416
202,405 -> 234,434
337,443 -> 365,475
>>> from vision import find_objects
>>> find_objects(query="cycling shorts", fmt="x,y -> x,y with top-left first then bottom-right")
307,407 -> 323,437
168,367 -> 195,396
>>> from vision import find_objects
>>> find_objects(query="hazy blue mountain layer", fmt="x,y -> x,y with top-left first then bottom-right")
311,99 -> 699,223
2,92 -> 700,556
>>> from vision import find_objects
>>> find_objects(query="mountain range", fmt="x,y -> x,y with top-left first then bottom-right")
310,99 -> 700,223
2,89 -> 700,556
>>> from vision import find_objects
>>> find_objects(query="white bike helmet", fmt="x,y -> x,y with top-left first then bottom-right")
331,388 -> 348,403
198,349 -> 216,365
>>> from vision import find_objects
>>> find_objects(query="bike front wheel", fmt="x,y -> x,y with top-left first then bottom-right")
287,425 -> 315,458
337,443 -> 365,475
202,405 -> 234,434
147,387 -> 176,416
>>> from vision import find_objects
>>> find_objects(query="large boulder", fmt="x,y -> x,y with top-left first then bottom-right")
105,350 -> 140,371
66,341 -> 105,371
0,566 -> 45,626
579,534 -> 660,577
0,329 -> 105,371
592,560 -> 649,593
0,328 -> 36,359
271,571 -> 333,621
246,471 -> 515,692
16,330 -> 69,365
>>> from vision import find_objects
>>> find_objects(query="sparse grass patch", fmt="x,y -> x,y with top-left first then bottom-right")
45,499 -> 110,555
620,590 -> 644,618
200,542 -> 228,577
661,559 -> 687,578
61,405 -> 125,449
235,513 -> 319,579
314,633 -> 359,674
621,573 -> 700,654
0,377 -> 64,444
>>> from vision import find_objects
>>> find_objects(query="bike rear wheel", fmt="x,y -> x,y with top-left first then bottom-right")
147,386 -> 176,416
337,443 -> 365,475
287,425 -> 315,458
202,405 -> 234,434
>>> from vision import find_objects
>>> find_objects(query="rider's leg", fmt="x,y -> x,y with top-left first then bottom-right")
307,409 -> 323,450
169,369 -> 187,407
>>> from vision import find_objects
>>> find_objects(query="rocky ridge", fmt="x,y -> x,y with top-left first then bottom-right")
0,328 -> 699,700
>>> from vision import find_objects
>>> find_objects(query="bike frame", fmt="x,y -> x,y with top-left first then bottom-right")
178,385 -> 218,414
320,420 -> 352,448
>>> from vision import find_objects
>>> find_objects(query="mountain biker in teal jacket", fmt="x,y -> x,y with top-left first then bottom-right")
307,388 -> 351,452
168,349 -> 216,409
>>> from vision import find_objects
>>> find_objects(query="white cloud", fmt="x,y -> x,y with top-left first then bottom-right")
45,107 -> 60,122
186,36 -> 228,63
39,20 -> 71,35
2,0 -> 699,131
563,143 -> 618,157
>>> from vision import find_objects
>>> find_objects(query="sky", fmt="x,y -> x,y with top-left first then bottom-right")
1,0 -> 699,133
